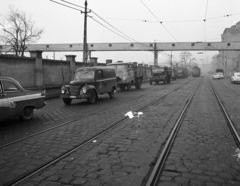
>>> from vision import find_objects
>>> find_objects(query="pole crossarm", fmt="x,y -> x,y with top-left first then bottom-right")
1,42 -> 240,52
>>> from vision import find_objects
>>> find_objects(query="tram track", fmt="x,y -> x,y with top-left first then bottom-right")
3,79 -> 197,186
144,78 -> 240,186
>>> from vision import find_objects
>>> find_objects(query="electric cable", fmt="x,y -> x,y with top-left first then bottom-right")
56,0 -> 157,52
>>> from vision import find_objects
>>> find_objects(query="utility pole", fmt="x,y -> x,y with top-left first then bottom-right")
154,41 -> 158,67
81,0 -> 91,64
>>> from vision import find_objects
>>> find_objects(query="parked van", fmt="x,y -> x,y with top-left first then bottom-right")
60,66 -> 117,104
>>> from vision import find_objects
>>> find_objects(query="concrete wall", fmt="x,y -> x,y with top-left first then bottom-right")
0,55 -> 35,87
0,52 -> 106,89
42,59 -> 70,86
0,53 -> 152,88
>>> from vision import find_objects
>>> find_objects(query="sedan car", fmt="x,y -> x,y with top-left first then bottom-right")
0,76 -> 46,122
212,73 -> 221,80
231,72 -> 240,84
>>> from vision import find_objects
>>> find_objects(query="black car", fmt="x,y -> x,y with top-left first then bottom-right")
60,66 -> 117,104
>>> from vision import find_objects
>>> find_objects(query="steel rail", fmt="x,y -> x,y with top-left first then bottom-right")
145,78 -> 202,186
210,81 -> 240,147
6,79 -> 196,186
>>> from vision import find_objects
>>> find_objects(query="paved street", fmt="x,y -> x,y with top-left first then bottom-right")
159,78 -> 240,185
0,76 -> 240,186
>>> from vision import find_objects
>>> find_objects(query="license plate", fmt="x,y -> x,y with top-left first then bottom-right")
70,96 -> 76,98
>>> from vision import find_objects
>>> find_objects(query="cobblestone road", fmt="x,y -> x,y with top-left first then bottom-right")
0,78 -> 195,185
159,77 -> 240,186
19,78 -> 200,186
1,76 -> 239,186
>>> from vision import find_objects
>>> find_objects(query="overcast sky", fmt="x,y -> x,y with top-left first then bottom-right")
1,0 -> 240,65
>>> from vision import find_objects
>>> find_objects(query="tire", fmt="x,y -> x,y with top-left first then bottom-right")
163,78 -> 166,84
108,87 -> 115,98
120,85 -> 125,90
135,79 -> 142,89
87,89 -> 97,104
63,98 -> 72,105
127,83 -> 131,91
168,77 -> 171,84
20,107 -> 34,121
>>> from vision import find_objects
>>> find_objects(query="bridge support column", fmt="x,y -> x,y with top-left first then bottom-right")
30,50 -> 43,88
66,55 -> 76,81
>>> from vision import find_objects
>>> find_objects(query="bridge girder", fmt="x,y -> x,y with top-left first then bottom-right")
1,42 -> 240,52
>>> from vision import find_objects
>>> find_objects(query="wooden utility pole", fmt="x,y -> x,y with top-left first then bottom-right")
81,0 -> 91,64
154,42 -> 158,67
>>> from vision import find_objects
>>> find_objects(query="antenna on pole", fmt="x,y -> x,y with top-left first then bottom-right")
81,0 -> 91,65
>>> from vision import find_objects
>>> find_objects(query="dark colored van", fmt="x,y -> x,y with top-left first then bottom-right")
60,66 -> 117,104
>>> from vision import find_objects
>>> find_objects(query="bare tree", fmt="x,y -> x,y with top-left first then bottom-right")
179,51 -> 192,67
0,6 -> 44,56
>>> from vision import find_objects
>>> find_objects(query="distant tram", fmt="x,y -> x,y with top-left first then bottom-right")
192,66 -> 201,77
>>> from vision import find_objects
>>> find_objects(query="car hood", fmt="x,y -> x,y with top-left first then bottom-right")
24,89 -> 46,96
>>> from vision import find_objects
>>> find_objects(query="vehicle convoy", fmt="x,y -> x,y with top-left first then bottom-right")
149,66 -> 172,85
216,69 -> 224,79
107,62 -> 144,90
231,72 -> 240,84
192,66 -> 201,77
0,76 -> 46,121
60,66 -> 117,104
176,67 -> 188,78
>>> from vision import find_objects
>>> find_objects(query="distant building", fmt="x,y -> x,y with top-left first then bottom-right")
221,21 -> 240,75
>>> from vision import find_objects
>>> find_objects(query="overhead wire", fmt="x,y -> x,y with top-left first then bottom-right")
92,12 -> 240,24
140,0 -> 184,46
57,0 -> 158,53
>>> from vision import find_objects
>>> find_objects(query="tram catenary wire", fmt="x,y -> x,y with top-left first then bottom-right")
5,79 -> 196,186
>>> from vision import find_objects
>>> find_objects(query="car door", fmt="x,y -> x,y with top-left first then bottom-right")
0,81 -> 11,121
2,80 -> 25,118
95,70 -> 106,94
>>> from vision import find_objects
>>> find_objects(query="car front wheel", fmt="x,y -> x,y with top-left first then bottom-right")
20,107 -> 34,121
63,98 -> 72,105
88,89 -> 97,103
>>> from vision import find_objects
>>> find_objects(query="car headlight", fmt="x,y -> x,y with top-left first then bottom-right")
80,86 -> 88,94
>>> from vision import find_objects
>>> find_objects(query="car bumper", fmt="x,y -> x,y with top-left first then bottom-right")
60,94 -> 90,99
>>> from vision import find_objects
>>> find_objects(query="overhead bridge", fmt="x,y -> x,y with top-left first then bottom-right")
1,42 -> 240,52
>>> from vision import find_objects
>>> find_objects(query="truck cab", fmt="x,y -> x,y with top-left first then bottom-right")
150,66 -> 172,85
107,62 -> 143,90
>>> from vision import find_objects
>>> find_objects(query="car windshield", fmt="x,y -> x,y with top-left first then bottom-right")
74,69 -> 95,81
234,73 -> 240,77
153,68 -> 164,73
